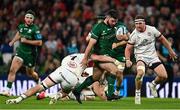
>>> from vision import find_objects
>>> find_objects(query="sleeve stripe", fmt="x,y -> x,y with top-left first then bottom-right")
91,32 -> 99,38
127,42 -> 134,45
156,34 -> 162,39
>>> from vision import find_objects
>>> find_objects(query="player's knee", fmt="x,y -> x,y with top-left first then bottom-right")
32,73 -> 39,80
137,66 -> 145,76
116,71 -> 123,78
40,82 -> 48,91
9,68 -> 16,75
160,74 -> 168,81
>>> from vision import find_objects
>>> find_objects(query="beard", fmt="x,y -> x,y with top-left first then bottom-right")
107,20 -> 114,27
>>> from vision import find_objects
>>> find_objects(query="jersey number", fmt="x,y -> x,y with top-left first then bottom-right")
71,56 -> 77,60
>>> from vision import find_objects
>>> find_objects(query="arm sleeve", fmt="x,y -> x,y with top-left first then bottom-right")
128,31 -> 136,45
34,26 -> 42,40
90,24 -> 101,40
152,27 -> 161,38
17,23 -> 22,32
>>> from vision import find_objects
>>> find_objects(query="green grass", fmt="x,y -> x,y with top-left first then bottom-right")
0,96 -> 180,110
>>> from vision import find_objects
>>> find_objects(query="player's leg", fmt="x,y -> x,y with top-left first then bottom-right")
49,68 -> 78,104
115,62 -> 125,95
73,66 -> 103,104
0,56 -> 23,97
25,55 -> 40,84
135,61 -> 145,104
105,73 -> 116,97
26,67 -> 40,84
99,62 -> 123,100
148,62 -> 167,97
92,81 -> 107,100
6,76 -> 56,104
5,66 -> 64,104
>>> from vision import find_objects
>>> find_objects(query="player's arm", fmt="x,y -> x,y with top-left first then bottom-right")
112,41 -> 127,49
157,51 -> 167,62
125,43 -> 133,67
158,35 -> 177,60
82,38 -> 97,65
116,33 -> 129,41
20,38 -> 42,46
113,26 -> 130,49
9,31 -> 21,46
92,82 -> 107,100
20,33 -> 42,46
90,54 -> 120,65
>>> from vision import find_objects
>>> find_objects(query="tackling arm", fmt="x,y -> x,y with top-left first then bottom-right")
81,38 -> 97,65
90,54 -> 117,63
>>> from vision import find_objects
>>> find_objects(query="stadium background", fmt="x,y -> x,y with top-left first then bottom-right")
0,0 -> 180,98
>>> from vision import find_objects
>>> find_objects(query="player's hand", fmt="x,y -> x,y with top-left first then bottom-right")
9,41 -> 14,47
112,43 -> 117,49
126,59 -> 132,67
20,38 -> 27,43
169,50 -> 177,61
81,58 -> 88,67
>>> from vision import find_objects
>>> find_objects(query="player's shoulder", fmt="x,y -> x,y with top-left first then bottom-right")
93,22 -> 105,28
17,22 -> 25,27
31,24 -> 39,29
130,29 -> 136,37
146,25 -> 156,30
116,21 -> 126,26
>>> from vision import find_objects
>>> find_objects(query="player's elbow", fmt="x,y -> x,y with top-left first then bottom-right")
37,40 -> 42,46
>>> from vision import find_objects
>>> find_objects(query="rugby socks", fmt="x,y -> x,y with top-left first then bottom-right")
16,94 -> 27,102
152,80 -> 157,86
116,86 -> 121,91
76,76 -> 94,93
135,89 -> 141,97
34,78 -> 41,84
7,82 -> 13,90
106,74 -> 116,97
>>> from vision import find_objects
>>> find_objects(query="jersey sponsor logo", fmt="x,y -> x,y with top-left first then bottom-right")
36,31 -> 40,34
36,34 -> 42,39
20,28 -> 23,32
147,32 -> 151,36
28,63 -> 32,67
67,61 -> 77,68
28,29 -> 32,33
101,30 -> 107,35
138,39 -> 153,46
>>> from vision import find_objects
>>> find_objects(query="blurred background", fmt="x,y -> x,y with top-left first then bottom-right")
0,0 -> 179,76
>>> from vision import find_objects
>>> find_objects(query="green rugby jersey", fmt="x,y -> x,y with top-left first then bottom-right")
17,23 -> 42,56
90,22 -> 116,55
112,22 -> 128,57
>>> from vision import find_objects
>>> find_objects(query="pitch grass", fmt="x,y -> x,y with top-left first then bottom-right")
0,96 -> 180,110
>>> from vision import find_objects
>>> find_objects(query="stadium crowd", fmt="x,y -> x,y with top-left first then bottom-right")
0,0 -> 179,77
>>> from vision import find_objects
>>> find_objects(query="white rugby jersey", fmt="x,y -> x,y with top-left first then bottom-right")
61,53 -> 86,77
128,25 -> 161,59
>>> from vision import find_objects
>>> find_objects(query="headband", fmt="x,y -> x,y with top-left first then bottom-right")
25,13 -> 35,20
134,19 -> 145,23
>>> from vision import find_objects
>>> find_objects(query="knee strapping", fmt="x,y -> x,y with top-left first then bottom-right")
40,82 -> 48,90
135,74 -> 144,82
137,66 -> 145,73
137,66 -> 145,81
